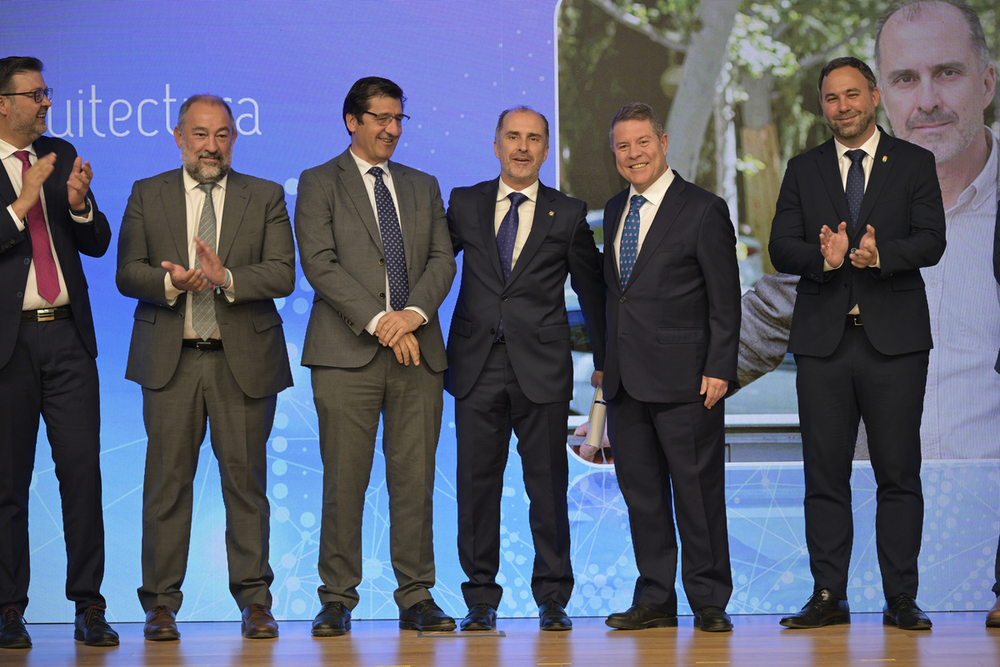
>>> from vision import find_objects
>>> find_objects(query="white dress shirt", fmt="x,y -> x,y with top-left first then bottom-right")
348,148 -> 427,334
495,178 -> 539,268
612,167 -> 675,273
1,137 -> 93,310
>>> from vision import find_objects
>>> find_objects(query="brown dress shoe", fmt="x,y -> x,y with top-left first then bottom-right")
144,606 -> 180,641
241,604 -> 279,639
987,595 -> 1000,628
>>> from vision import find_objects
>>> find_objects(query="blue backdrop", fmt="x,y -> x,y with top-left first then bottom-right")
3,0 -> 998,625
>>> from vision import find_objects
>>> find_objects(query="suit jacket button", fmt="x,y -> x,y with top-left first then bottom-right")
620,296 -> 627,303
379,292 -> 386,299
24,258 -> 31,265
501,295 -> 508,302
490,328 -> 496,335
379,258 -> 385,266
16,291 -> 23,298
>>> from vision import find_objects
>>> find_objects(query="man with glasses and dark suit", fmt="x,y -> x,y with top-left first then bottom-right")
0,56 -> 116,649
296,76 -> 457,636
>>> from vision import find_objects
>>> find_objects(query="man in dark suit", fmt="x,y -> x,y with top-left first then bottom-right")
117,95 -> 294,641
602,102 -> 741,633
295,77 -> 457,636
769,57 -> 946,631
445,106 -> 605,632
0,56 -> 117,650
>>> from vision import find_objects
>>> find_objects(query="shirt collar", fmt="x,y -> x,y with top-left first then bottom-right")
834,127 -> 881,162
629,166 -> 675,206
497,178 -> 539,204
350,147 -> 390,178
181,168 -> 228,193
0,136 -> 35,161
953,128 -> 999,213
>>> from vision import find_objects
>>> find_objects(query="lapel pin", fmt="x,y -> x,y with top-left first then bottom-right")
882,156 -> 887,162
548,211 -> 554,216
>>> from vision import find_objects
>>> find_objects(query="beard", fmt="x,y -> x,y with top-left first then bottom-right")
9,108 -> 46,143
182,148 -> 231,183
827,104 -> 876,143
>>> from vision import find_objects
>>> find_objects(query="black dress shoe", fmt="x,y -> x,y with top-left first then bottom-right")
694,605 -> 733,632
399,599 -> 456,632
74,605 -> 119,646
144,606 -> 180,641
461,603 -> 496,631
883,594 -> 932,630
605,605 -> 678,630
312,602 -> 351,637
779,589 -> 850,629
538,599 -> 572,631
0,606 -> 31,649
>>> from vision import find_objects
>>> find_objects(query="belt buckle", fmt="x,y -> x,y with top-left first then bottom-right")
37,308 -> 56,322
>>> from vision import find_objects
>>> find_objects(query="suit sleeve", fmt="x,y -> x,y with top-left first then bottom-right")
768,161 -> 830,282
227,181 -> 295,303
699,197 -> 742,383
294,167 -> 388,336
874,149 -> 946,276
447,188 -> 464,257
116,180 -> 173,306
735,272 -> 797,390
565,199 -> 606,371
404,175 -> 456,316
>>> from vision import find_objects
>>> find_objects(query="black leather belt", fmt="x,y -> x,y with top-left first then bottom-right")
22,305 -> 72,322
182,338 -> 224,351
846,314 -> 863,326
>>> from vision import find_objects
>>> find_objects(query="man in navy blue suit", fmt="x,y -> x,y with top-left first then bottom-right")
769,57 -> 946,631
0,56 -> 116,649
601,102 -> 741,633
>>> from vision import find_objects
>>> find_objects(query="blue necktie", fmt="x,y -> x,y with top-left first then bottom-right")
368,166 -> 409,311
192,183 -> 218,340
494,192 -> 528,342
619,194 -> 646,289
845,149 -> 866,310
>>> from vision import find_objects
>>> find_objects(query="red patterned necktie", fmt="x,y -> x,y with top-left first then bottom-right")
13,150 -> 61,304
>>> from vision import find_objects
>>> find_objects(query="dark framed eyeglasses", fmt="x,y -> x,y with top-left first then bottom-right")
4,88 -> 53,103
363,111 -> 409,127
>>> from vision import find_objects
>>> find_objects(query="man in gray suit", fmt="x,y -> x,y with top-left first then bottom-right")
117,94 -> 294,641
295,77 -> 457,635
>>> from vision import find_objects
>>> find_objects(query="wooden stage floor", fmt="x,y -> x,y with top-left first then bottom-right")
5,612 -> 1000,666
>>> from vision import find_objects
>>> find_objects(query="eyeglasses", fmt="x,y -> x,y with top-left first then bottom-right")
363,111 -> 409,127
4,88 -> 53,103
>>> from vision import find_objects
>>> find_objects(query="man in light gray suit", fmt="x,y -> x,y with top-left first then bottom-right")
117,95 -> 294,642
295,77 -> 457,636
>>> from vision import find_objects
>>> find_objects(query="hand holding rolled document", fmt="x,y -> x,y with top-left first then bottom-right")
579,384 -> 607,462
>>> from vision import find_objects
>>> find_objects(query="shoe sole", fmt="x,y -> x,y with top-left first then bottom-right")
882,614 -> 932,630
987,618 -> 1000,628
311,621 -> 351,637
779,615 -> 850,629
695,619 -> 733,632
0,639 -> 31,649
241,624 -> 279,639
605,617 -> 678,630
460,622 -> 495,631
399,622 -> 457,631
74,630 -> 120,646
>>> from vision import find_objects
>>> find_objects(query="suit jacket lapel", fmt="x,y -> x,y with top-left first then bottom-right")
160,170 -> 190,265
337,149 -> 382,249
389,160 -> 415,255
218,171 -> 249,264
816,139 -> 852,227
625,172 -> 683,289
477,179 -> 505,282
605,190 -> 627,289
854,131 -> 894,238
507,181 -> 557,286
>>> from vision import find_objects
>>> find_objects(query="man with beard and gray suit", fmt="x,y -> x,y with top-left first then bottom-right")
295,76 -> 456,636
117,94 -> 294,641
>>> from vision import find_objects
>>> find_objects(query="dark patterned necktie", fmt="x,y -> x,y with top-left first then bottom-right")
368,166 -> 409,311
13,150 -> 61,304
494,192 -> 528,342
845,149 -> 866,310
845,149 -> 866,230
497,192 -> 528,282
192,183 -> 218,340
619,194 -> 646,289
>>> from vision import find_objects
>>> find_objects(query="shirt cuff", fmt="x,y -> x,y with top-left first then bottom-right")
165,272 -> 182,304
365,310 -> 387,335
405,306 -> 428,325
69,203 -> 94,223
7,205 -> 25,232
